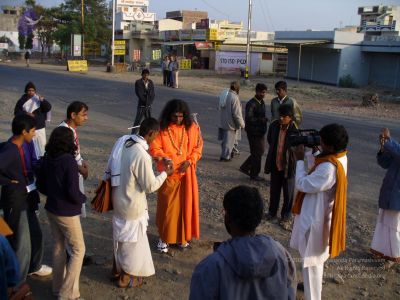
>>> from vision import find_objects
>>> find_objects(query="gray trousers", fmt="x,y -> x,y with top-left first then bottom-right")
219,129 -> 237,160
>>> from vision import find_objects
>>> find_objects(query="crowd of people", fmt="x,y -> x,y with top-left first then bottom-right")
0,75 -> 398,300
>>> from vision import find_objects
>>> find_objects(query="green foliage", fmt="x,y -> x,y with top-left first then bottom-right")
54,0 -> 111,48
338,74 -> 357,88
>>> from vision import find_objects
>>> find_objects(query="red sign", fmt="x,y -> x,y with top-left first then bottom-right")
195,42 -> 213,50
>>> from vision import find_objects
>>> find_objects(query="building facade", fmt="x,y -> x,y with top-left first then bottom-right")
358,5 -> 400,36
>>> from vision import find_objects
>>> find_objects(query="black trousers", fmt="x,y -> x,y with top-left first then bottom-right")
163,70 -> 170,85
240,134 -> 266,177
269,168 -> 295,219
132,104 -> 151,134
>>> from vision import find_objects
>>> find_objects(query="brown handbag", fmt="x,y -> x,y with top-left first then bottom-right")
91,178 -> 113,213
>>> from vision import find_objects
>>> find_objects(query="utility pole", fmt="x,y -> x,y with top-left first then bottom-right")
81,0 -> 85,58
245,0 -> 252,82
111,0 -> 115,67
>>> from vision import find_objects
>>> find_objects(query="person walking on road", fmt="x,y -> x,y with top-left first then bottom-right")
132,69 -> 155,134
218,81 -> 245,162
240,83 -> 268,181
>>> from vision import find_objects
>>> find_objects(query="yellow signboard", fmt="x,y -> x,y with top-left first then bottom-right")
152,49 -> 161,60
207,29 -> 218,41
114,40 -> 126,55
179,59 -> 191,70
67,60 -> 88,72
115,49 -> 126,55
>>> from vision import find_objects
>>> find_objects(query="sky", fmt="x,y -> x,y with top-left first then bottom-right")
3,0 -> 397,31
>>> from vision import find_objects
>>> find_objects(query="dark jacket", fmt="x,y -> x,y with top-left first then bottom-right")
377,138 -> 400,210
39,153 -> 86,216
245,97 -> 268,136
189,235 -> 296,300
14,94 -> 52,130
135,79 -> 155,107
264,120 -> 297,178
0,141 -> 28,212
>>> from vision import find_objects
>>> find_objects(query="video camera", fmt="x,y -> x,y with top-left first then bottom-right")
288,129 -> 321,148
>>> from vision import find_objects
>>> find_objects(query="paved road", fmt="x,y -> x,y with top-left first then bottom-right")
1,64 -> 399,212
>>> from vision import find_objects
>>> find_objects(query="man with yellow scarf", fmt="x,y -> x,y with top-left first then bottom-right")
290,123 -> 349,300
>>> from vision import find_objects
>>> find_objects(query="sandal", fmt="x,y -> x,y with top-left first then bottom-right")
128,276 -> 143,288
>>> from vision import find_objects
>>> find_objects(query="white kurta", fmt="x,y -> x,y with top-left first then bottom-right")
290,155 -> 348,268
32,128 -> 46,158
371,208 -> 400,261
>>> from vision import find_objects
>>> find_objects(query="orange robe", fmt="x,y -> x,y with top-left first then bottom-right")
150,123 -> 203,244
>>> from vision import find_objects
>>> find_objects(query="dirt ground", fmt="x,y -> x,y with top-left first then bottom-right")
1,60 -> 400,300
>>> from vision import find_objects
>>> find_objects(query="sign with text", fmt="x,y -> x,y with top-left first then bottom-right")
121,6 -> 155,22
117,0 -> 149,7
67,60 -> 88,72
152,49 -> 161,60
191,29 -> 206,40
72,34 -> 82,57
0,43 -> 8,49
215,51 -> 260,75
195,42 -> 213,50
114,40 -> 126,55
179,59 -> 192,70
207,29 -> 218,41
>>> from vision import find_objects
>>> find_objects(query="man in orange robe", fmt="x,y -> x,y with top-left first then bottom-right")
150,100 -> 203,253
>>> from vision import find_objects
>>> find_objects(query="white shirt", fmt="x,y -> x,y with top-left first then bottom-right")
290,155 -> 348,268
278,95 -> 287,104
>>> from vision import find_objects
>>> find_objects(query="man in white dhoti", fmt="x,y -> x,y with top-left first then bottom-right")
290,123 -> 349,300
109,118 -> 173,288
370,128 -> 400,263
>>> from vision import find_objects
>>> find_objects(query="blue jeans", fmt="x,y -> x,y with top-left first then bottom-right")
5,210 -> 31,284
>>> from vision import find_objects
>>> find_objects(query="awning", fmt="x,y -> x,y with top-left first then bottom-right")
162,41 -> 195,46
273,39 -> 331,45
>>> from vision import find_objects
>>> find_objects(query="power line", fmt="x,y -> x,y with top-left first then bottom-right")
199,0 -> 229,19
260,0 -> 275,32
256,0 -> 271,31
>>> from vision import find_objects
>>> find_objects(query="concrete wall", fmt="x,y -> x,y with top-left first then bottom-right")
367,53 -> 400,90
158,19 -> 182,31
286,46 -> 340,85
0,31 -> 19,51
338,45 -> 369,86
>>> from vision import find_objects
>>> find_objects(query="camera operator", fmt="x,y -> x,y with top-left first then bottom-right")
290,123 -> 349,300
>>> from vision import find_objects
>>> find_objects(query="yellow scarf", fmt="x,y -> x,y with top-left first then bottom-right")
292,151 -> 347,258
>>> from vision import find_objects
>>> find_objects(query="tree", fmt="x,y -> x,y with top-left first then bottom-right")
35,6 -> 58,62
60,0 -> 111,57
